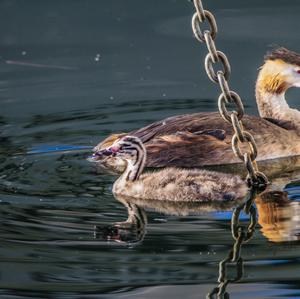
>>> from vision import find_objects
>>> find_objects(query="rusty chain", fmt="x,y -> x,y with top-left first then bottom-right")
207,190 -> 258,298
192,0 -> 268,188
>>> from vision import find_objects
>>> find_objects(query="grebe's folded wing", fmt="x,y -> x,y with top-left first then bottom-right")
145,131 -> 237,168
193,129 -> 226,140
130,112 -> 224,143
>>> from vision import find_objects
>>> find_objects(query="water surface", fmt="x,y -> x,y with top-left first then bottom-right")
1,1 -> 300,298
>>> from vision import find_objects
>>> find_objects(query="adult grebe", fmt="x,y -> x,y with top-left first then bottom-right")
94,48 -> 300,175
91,136 -> 248,202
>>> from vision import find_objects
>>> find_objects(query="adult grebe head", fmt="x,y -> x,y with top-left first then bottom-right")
258,47 -> 300,93
256,47 -> 300,128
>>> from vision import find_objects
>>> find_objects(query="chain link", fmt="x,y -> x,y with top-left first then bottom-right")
217,71 -> 232,103
192,0 -> 268,188
205,51 -> 231,83
218,92 -> 244,122
192,11 -> 217,42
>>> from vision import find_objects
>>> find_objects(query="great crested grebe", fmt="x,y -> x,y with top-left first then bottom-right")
94,48 -> 300,174
91,136 -> 248,202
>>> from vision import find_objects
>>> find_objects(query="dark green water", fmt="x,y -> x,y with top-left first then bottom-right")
1,1 -> 300,298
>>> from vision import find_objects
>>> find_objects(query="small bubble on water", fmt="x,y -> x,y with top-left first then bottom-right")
21,51 -> 27,56
109,96 -> 114,100
94,53 -> 101,62
162,93 -> 166,97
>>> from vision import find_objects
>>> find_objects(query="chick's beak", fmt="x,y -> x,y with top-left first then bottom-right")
89,146 -> 119,162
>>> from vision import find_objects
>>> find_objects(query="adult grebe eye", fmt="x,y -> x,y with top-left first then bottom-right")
297,69 -> 300,74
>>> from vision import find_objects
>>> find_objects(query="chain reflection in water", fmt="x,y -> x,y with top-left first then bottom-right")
207,189 -> 258,299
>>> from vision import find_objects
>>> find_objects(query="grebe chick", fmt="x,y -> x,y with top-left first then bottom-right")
95,48 -> 300,175
91,136 -> 248,202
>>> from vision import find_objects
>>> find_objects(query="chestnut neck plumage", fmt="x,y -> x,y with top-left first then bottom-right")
255,61 -> 300,132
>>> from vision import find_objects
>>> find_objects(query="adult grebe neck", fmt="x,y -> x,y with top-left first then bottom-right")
256,60 -> 300,132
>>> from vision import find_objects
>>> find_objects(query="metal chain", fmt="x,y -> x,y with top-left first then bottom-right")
192,0 -> 269,188
207,190 -> 258,298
